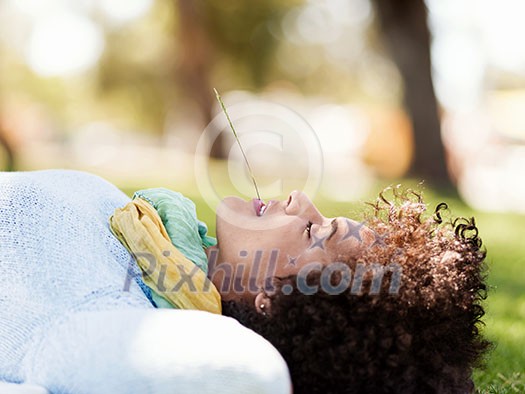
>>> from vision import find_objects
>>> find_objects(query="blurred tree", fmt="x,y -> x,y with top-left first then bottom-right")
372,0 -> 451,186
96,0 -> 296,158
204,0 -> 294,88
175,0 -> 219,157
175,0 -> 300,158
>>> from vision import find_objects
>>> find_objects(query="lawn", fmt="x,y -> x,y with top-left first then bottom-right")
121,177 -> 525,393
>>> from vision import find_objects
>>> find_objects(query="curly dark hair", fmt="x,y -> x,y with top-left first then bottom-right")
221,189 -> 490,394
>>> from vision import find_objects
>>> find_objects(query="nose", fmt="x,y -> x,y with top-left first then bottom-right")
285,190 -> 324,223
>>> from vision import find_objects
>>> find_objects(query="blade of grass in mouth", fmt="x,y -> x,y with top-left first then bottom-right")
213,88 -> 262,201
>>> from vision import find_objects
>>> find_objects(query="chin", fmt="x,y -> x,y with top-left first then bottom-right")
218,196 -> 252,218
216,197 -> 246,237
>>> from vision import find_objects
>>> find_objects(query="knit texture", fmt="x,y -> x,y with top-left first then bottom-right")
0,169 -> 154,382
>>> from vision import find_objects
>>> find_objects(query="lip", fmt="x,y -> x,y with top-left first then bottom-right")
252,198 -> 266,216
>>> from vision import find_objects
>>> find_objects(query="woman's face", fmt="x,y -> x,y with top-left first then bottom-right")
209,191 -> 376,307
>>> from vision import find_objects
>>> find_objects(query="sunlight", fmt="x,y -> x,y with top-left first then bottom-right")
427,0 -> 525,109
7,0 -> 153,77
26,10 -> 104,77
97,0 -> 153,25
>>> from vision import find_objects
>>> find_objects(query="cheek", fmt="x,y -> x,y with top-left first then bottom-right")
216,225 -> 266,263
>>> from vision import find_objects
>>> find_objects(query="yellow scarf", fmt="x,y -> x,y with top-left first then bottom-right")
109,198 -> 221,314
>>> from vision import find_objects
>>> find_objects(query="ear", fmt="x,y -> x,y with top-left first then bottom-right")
254,291 -> 272,316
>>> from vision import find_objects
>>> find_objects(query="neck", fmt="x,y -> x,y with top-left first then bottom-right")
205,245 -> 219,271
205,244 -> 217,258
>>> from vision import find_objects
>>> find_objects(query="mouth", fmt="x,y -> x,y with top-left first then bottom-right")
252,198 -> 267,216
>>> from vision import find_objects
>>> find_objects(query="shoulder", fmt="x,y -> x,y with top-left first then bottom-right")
0,169 -> 130,216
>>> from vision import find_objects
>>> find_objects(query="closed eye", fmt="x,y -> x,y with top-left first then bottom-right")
305,221 -> 313,238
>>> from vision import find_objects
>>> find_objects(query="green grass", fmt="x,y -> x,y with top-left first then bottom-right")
119,177 -> 525,393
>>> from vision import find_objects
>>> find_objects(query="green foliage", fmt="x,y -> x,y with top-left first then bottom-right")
204,0 -> 302,88
95,0 -> 176,133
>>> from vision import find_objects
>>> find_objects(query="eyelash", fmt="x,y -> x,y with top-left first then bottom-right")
305,221 -> 313,237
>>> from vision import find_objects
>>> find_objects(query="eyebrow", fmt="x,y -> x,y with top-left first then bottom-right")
326,218 -> 338,241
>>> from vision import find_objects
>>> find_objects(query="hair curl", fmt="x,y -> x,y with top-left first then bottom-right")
221,188 -> 490,394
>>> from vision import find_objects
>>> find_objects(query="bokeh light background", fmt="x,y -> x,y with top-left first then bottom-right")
1,0 -> 524,212
1,1 -> 525,391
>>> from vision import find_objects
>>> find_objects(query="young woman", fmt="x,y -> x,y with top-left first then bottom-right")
212,191 -> 490,393
0,169 -> 489,394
